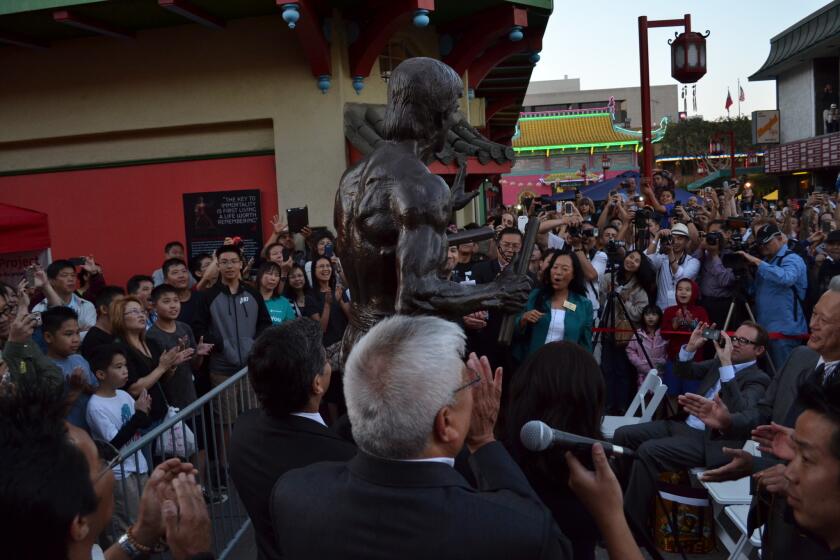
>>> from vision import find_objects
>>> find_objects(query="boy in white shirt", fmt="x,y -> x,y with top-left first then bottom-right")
85,344 -> 152,536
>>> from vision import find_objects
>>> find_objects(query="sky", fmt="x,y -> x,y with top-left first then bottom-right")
531,0 -> 832,120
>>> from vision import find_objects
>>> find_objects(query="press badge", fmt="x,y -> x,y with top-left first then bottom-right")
562,300 -> 577,312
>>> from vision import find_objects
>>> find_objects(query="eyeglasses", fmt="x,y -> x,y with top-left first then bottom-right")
499,242 -> 522,251
93,438 -> 121,481
454,367 -> 482,395
731,336 -> 757,346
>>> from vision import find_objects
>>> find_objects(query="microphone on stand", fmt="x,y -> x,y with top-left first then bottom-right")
519,420 -> 635,458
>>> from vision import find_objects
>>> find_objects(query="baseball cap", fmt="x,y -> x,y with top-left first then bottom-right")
671,223 -> 690,237
756,223 -> 783,245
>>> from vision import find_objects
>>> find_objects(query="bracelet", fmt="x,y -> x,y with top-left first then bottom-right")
127,524 -> 168,554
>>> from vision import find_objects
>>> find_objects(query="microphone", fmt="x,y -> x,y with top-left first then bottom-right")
519,420 -> 635,458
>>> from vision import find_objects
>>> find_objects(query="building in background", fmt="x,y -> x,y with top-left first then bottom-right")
750,0 -> 840,194
501,99 -> 668,205
0,0 -> 552,285
522,78 -> 679,128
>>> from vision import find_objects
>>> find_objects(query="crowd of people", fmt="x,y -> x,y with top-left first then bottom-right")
1,171 -> 840,559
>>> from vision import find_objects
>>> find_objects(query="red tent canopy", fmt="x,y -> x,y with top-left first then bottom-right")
0,203 -> 51,253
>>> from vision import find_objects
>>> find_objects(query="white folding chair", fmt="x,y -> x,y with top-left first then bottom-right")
700,441 -> 761,556
725,504 -> 763,560
602,370 -> 667,440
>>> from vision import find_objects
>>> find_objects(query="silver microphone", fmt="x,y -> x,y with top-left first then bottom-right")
520,420 -> 635,458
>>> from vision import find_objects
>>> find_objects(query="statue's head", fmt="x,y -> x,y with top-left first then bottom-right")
383,57 -> 463,159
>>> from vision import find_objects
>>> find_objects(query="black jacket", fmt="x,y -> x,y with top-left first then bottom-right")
270,442 -> 571,560
192,281 -> 271,375
229,411 -> 356,560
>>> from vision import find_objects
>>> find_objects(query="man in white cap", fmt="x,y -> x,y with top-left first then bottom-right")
645,221 -> 700,309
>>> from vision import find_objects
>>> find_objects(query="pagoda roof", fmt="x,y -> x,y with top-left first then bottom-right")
511,109 -> 667,153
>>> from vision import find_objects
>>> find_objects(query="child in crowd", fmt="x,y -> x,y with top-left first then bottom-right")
146,284 -> 212,410
661,279 -> 709,396
85,344 -> 152,535
625,304 -> 668,387
42,306 -> 99,431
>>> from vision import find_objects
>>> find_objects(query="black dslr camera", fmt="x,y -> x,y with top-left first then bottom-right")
706,231 -> 723,246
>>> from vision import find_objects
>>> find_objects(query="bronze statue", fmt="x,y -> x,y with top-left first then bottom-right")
335,57 -> 530,357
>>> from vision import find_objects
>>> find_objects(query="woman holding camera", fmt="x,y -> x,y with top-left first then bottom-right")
516,249 -> 593,356
598,250 -> 656,412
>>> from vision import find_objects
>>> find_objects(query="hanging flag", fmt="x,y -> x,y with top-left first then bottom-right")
725,89 -> 733,111
739,85 -> 746,102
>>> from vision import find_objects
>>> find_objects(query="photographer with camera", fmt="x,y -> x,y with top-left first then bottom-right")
695,220 -> 740,328
614,319 -> 770,530
645,223 -> 700,310
735,223 -> 808,370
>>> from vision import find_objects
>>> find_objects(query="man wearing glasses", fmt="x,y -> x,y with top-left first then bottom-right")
678,281 -> 840,558
614,320 -> 771,529
271,315 -> 576,558
192,245 -> 271,443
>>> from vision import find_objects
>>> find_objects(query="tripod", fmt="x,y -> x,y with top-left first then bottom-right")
595,259 -> 657,414
721,277 -> 778,377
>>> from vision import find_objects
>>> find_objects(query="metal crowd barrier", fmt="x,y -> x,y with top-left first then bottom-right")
103,367 -> 257,559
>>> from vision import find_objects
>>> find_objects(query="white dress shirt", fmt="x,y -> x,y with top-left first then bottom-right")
290,411 -> 327,427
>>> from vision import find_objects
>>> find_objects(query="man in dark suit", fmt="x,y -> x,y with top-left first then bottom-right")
270,315 -> 573,560
614,320 -> 771,528
229,319 -> 356,560
680,284 -> 840,558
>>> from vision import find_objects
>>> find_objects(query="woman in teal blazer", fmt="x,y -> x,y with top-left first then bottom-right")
516,249 -> 593,357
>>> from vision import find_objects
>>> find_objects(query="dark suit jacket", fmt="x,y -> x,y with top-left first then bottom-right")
675,357 -> 770,466
725,346 -> 820,450
229,411 -> 357,560
270,442 -> 571,560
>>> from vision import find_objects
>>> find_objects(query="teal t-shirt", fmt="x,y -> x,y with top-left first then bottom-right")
265,295 -> 296,325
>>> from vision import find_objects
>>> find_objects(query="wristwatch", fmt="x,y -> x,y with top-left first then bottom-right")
117,533 -> 144,559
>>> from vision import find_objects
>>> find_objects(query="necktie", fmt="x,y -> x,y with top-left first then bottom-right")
813,363 -> 827,385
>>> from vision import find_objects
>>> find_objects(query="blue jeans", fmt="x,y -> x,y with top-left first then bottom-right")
767,338 -> 801,376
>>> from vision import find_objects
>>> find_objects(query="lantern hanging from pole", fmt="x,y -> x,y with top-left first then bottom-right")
669,29 -> 709,84
601,154 -> 612,170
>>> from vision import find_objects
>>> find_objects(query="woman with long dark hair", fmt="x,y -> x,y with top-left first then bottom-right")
516,249 -> 593,355
599,249 -> 657,413
283,263 -> 311,318
505,342 -> 605,560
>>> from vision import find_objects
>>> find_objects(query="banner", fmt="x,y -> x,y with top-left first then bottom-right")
182,190 -> 263,263
0,249 -> 50,287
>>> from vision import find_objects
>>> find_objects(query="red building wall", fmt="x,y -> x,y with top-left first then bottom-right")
0,155 -> 278,288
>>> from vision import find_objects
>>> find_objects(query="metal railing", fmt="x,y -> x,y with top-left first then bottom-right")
103,368 -> 257,559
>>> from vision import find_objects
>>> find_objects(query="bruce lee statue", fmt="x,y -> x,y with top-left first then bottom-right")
335,57 -> 530,360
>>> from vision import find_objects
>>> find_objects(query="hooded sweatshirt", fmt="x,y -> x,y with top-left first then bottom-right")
661,279 -> 709,360
192,280 -> 272,375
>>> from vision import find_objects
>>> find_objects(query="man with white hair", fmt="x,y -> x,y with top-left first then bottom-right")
269,315 -> 573,559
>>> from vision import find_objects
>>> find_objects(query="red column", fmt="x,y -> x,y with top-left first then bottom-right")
638,16 -> 652,184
